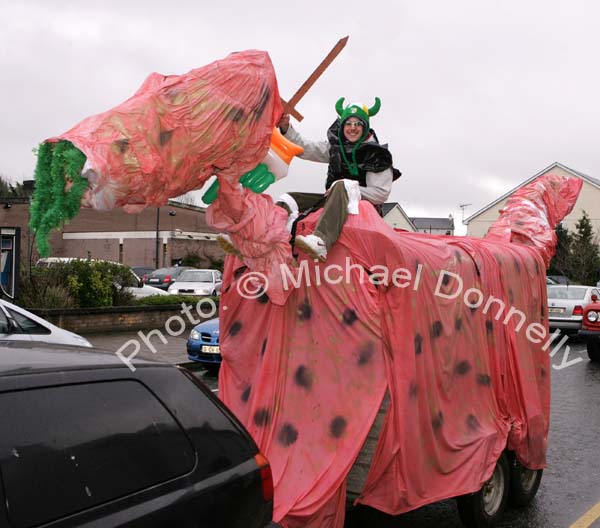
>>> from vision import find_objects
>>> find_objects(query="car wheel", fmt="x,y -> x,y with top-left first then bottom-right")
508,454 -> 543,507
456,452 -> 509,527
588,341 -> 600,362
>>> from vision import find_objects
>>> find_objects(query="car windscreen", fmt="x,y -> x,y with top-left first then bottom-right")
547,287 -> 588,300
178,271 -> 213,282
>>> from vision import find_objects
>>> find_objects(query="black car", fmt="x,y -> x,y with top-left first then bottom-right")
0,341 -> 273,527
132,265 -> 156,281
144,266 -> 195,291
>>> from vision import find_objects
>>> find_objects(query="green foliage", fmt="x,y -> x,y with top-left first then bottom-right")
567,211 -> 600,285
18,265 -> 77,309
18,260 -> 138,309
0,175 -> 27,197
29,141 -> 88,256
132,294 -> 206,306
548,223 -> 572,276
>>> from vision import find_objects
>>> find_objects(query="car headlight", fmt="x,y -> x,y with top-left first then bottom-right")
195,289 -> 209,295
587,311 -> 599,322
170,289 -> 178,294
190,329 -> 200,340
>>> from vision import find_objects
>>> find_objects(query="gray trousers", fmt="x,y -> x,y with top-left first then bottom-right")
276,181 -> 349,251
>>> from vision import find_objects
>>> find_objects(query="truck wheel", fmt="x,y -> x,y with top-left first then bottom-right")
508,455 -> 542,506
588,341 -> 600,362
456,453 -> 509,527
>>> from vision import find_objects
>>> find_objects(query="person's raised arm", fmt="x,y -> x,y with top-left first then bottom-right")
277,114 -> 329,163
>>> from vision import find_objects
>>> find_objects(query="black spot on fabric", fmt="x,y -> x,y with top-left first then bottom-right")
477,374 -> 492,386
409,381 -> 418,399
226,106 -> 245,122
508,289 -> 515,305
113,138 -> 129,153
486,320 -> 493,334
297,300 -> 312,321
514,258 -> 521,274
278,423 -> 298,447
442,273 -> 452,287
252,85 -> 271,120
257,289 -> 269,304
431,321 -> 443,339
467,414 -> 480,431
455,318 -> 463,331
229,321 -> 242,337
540,367 -> 547,378
254,408 -> 271,427
330,416 -> 347,438
432,411 -> 444,431
233,266 -> 248,279
455,360 -> 472,376
357,342 -> 375,366
159,130 -> 173,145
454,251 -> 463,262
294,365 -> 313,390
241,385 -> 251,403
261,339 -> 267,356
415,334 -> 423,355
342,308 -> 358,326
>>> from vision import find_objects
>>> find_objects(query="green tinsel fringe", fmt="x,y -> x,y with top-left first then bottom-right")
29,140 -> 88,256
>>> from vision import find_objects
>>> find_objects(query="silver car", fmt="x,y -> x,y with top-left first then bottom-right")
547,285 -> 600,332
0,299 -> 92,347
168,269 -> 222,297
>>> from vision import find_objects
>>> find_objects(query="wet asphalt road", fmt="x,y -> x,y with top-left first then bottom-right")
87,332 -> 600,528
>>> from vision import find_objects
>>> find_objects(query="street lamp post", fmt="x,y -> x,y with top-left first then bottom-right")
155,207 -> 160,268
155,208 -> 176,268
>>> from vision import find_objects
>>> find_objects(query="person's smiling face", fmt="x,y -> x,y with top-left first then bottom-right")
342,118 -> 365,143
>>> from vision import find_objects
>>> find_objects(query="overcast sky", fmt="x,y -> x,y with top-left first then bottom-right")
2,0 -> 599,234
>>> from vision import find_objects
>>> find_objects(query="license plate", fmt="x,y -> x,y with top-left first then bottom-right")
201,345 -> 220,354
148,278 -> 160,283
548,307 -> 565,314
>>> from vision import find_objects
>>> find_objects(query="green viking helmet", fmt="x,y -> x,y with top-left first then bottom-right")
335,97 -> 381,128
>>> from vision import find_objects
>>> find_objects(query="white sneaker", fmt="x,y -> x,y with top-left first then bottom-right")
295,234 -> 327,262
217,233 -> 242,258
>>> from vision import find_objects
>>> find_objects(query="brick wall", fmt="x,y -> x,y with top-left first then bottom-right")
32,303 -> 218,334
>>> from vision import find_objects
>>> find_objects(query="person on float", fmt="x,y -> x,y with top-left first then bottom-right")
275,97 -> 399,261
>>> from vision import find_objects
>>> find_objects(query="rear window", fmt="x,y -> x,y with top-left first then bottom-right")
547,287 -> 588,300
0,380 -> 195,527
179,271 -> 213,282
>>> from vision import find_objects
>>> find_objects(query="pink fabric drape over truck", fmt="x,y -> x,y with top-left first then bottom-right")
216,175 -> 582,527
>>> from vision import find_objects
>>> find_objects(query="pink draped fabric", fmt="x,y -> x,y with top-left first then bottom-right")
49,50 -> 282,212
215,174 -> 581,527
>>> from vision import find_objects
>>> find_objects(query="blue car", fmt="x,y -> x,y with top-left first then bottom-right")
187,317 -> 221,370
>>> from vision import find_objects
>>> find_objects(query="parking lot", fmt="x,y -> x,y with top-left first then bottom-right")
85,331 -> 600,528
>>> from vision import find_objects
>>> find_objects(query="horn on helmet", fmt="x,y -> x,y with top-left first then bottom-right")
367,97 -> 381,116
335,97 -> 346,117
